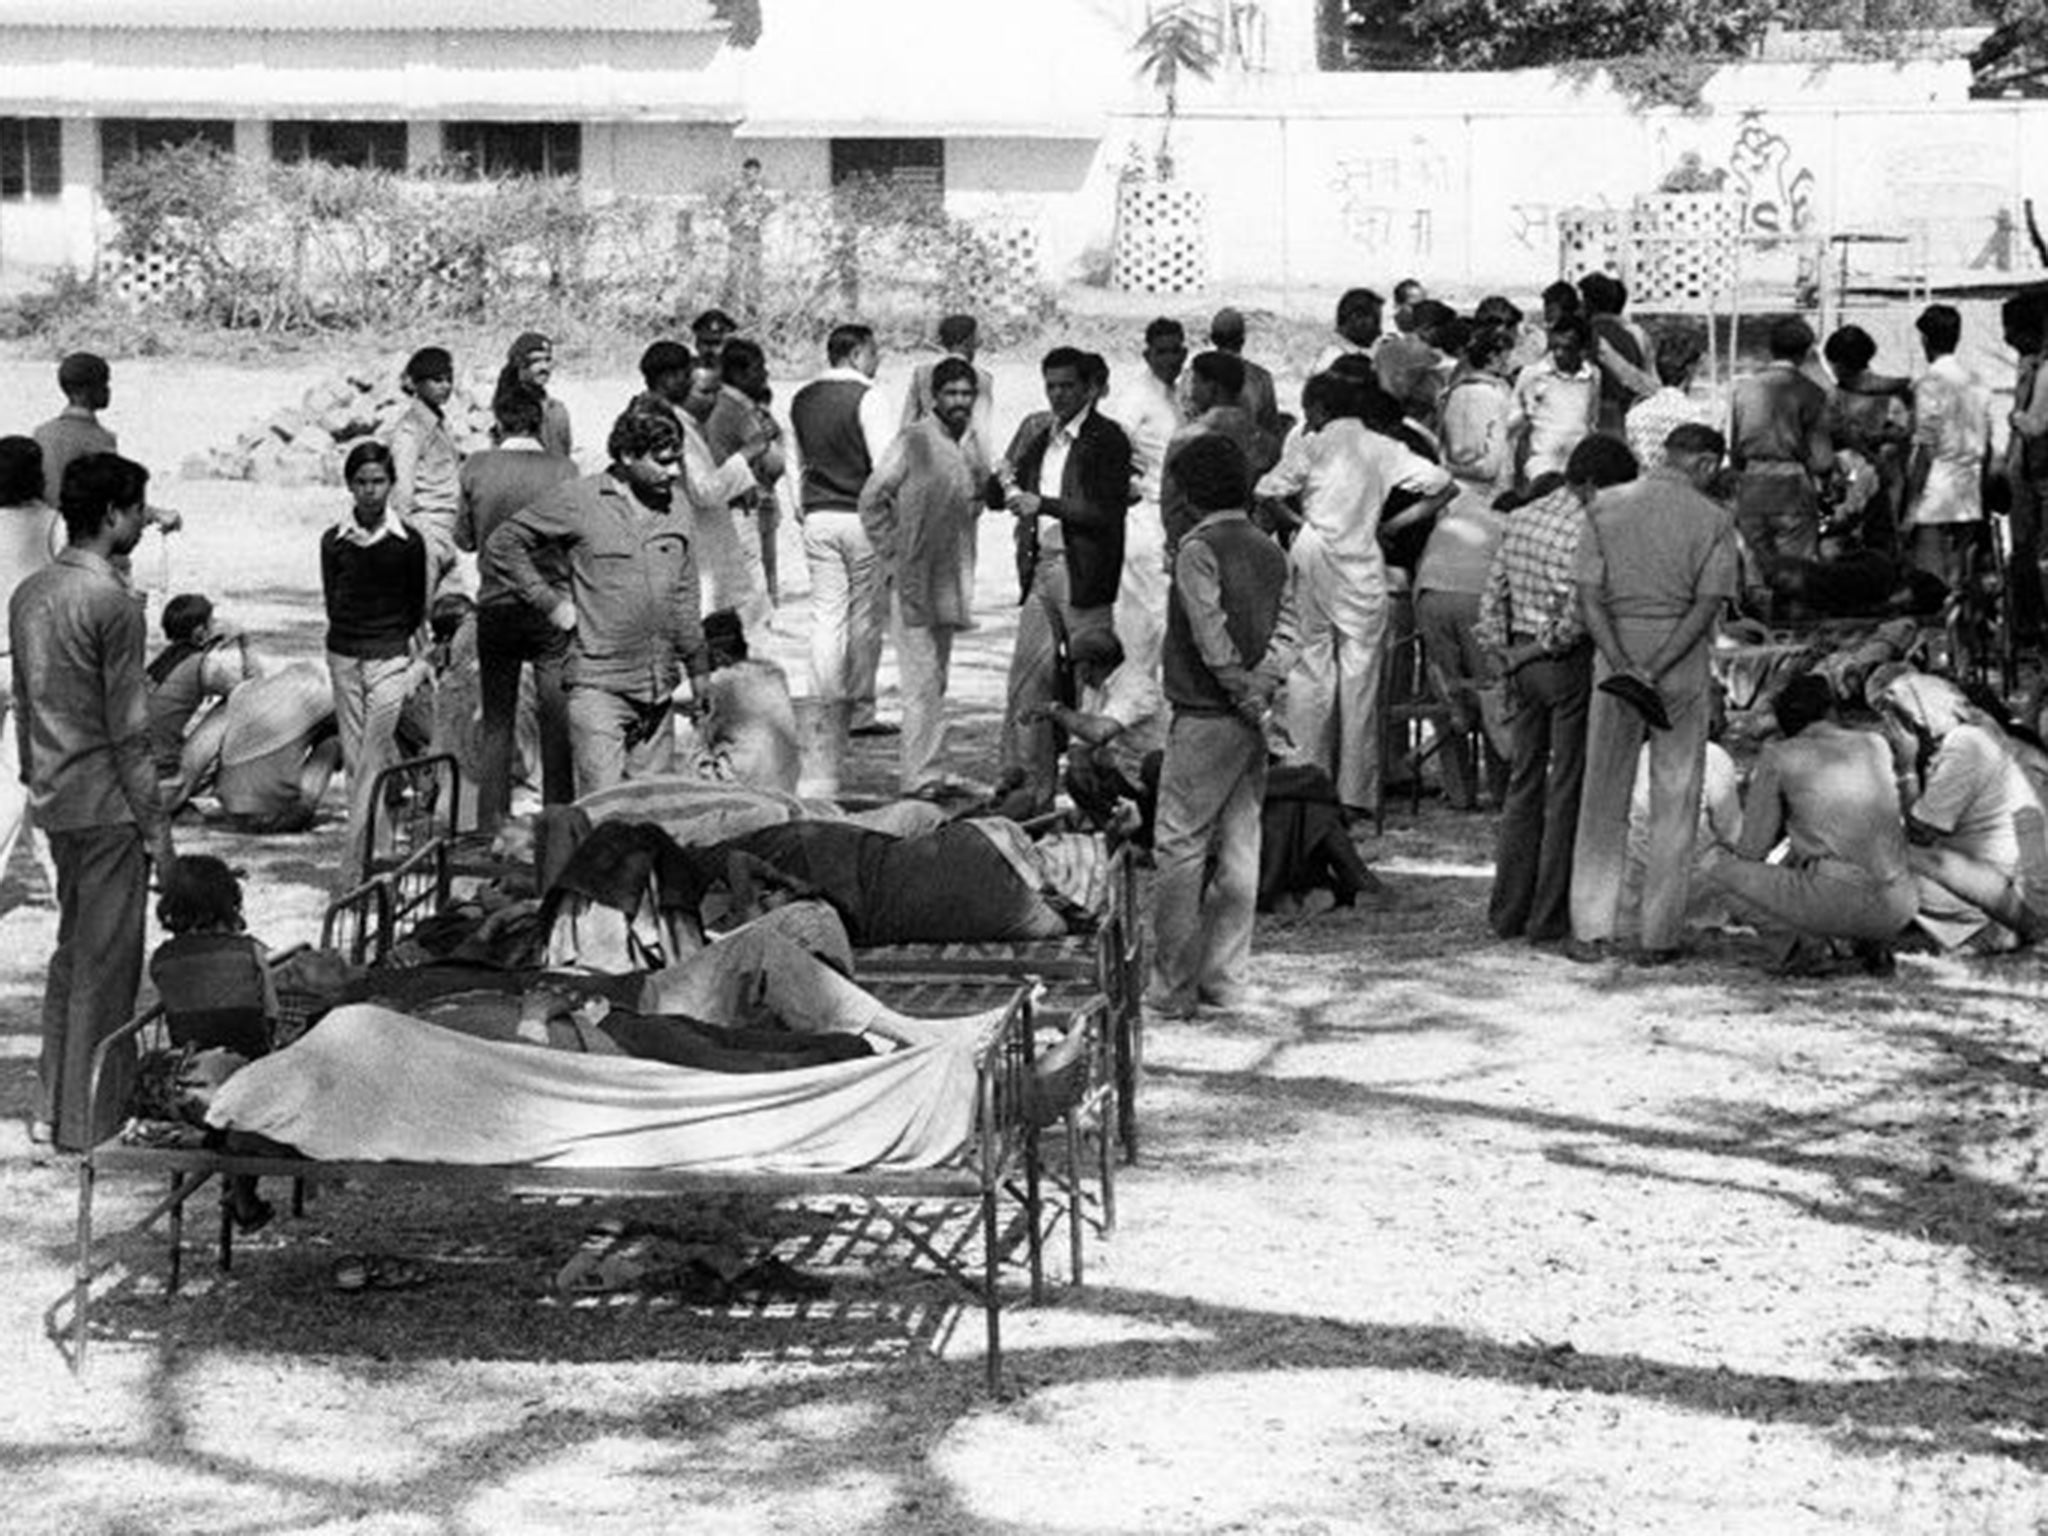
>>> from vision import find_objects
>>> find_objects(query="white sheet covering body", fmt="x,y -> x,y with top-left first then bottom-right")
207,1004 -> 982,1173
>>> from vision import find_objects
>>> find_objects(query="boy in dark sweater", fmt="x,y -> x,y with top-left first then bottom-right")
323,440 -> 429,888
1147,435 -> 1298,1018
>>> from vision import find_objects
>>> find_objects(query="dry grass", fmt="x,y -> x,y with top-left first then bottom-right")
5,345 -> 2048,1532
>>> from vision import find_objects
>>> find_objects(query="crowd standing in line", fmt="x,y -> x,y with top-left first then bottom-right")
16,269 -> 2048,1148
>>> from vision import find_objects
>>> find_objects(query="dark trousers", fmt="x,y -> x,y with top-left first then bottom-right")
477,600 -> 572,830
1488,646 -> 1590,942
41,824 -> 147,1150
2010,472 -> 2048,641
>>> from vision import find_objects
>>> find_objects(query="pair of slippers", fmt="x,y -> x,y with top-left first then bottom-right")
330,1253 -> 429,1293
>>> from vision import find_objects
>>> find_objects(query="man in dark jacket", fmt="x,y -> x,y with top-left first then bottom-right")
993,346 -> 1134,814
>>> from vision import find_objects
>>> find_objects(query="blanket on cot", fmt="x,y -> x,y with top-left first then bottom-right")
206,1004 -> 981,1173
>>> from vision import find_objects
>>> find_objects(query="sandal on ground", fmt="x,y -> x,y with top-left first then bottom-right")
331,1253 -> 429,1293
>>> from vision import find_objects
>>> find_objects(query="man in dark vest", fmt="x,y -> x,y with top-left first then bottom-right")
1146,435 -> 1296,1019
790,323 -> 898,735
993,346 -> 1134,814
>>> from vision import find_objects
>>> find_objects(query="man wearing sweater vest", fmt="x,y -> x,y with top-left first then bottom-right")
457,383 -> 578,829
488,408 -> 711,797
1147,435 -> 1298,1019
791,323 -> 899,735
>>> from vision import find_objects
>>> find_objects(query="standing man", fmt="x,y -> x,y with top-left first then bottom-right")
902,314 -> 994,623
456,383 -> 578,830
488,408 -> 711,796
1903,303 -> 1992,587
33,353 -> 180,570
721,156 -> 771,322
1256,372 -> 1454,820
859,357 -> 988,792
1204,307 -> 1283,441
790,323 -> 899,737
1727,317 -> 1835,570
1509,313 -> 1600,489
1147,436 -> 1296,1018
1312,288 -> 1384,375
12,453 -> 172,1151
707,337 -> 789,608
675,356 -> 770,636
34,353 -> 117,499
1569,423 -> 1741,964
996,347 -> 1134,813
1107,317 -> 1190,680
1477,437 -> 1642,944
2002,291 -> 2048,642
1162,352 -> 1274,541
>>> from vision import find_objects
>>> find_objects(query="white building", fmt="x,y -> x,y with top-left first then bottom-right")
0,0 -> 2040,296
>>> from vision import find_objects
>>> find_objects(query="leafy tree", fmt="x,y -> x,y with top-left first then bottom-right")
1132,3 -> 1220,178
1330,0 -> 2001,83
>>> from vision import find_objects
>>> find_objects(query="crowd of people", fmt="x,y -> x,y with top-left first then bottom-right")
13,270 -> 2048,1154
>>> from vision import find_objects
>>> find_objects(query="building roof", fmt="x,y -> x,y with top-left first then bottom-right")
0,0 -> 725,30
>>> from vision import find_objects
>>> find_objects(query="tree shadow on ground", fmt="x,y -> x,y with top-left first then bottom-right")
18,1273 -> 2048,1536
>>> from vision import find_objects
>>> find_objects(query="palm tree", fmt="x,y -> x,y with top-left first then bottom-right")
1132,2 -> 1220,180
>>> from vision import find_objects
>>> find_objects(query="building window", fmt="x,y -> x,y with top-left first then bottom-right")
829,138 -> 944,199
99,118 -> 234,177
272,120 -> 408,172
0,118 -> 60,200
443,122 -> 581,178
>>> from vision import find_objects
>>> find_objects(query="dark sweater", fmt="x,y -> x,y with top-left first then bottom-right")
1163,514 -> 1289,715
320,525 -> 428,659
789,376 -> 873,512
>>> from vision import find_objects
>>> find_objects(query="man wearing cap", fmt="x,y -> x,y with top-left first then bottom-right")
1569,422 -> 1741,964
860,358 -> 989,792
692,309 -> 738,368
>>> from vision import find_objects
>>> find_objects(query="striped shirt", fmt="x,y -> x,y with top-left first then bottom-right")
1475,485 -> 1586,655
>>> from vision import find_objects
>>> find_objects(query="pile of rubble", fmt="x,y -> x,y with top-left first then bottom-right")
183,359 -> 496,486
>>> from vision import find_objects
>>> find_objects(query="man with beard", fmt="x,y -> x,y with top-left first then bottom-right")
859,358 -> 989,792
12,452 -> 173,1150
488,408 -> 710,795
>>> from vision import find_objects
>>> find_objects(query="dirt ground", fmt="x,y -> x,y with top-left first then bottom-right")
7,349 -> 2048,1534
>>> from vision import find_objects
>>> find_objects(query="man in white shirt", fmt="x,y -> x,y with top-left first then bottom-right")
1311,287 -> 1385,376
1904,303 -> 1992,588
790,324 -> 900,736
676,359 -> 772,637
1509,314 -> 1600,488
1106,317 -> 1189,682
1256,373 -> 1455,817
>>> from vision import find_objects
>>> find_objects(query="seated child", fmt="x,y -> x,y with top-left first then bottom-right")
148,855 -> 279,1230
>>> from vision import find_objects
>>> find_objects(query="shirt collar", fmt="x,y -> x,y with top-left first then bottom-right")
334,508 -> 407,546
1189,507 -> 1250,535
819,366 -> 873,385
496,435 -> 544,452
1052,404 -> 1093,445
56,545 -> 120,580
59,404 -> 100,423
